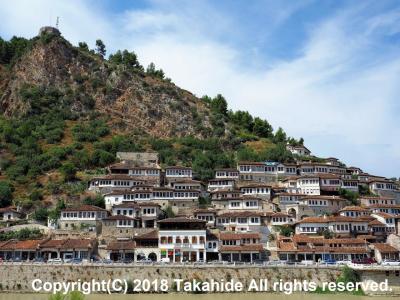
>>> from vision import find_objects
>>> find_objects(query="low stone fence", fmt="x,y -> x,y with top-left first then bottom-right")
0,263 -> 398,295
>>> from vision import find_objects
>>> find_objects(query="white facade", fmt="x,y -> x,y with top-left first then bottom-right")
159,230 -> 206,262
165,168 -> 193,178
297,177 -> 320,195
228,198 -> 260,210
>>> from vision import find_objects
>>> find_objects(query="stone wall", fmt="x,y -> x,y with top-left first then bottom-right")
0,264 -> 399,295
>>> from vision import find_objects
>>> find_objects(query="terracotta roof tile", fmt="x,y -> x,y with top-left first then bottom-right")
62,205 -> 106,212
219,232 -> 260,240
220,244 -> 264,252
107,240 -> 135,251
372,243 -> 399,253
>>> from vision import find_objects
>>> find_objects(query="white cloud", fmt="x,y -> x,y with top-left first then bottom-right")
0,0 -> 399,177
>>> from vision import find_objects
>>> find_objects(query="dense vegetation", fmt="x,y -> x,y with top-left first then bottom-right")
0,33 -> 306,215
0,228 -> 43,241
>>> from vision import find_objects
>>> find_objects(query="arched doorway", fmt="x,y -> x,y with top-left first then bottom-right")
136,252 -> 145,261
148,252 -> 157,261
288,208 -> 297,219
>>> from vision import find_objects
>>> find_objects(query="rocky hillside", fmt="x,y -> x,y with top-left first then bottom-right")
0,28 -> 211,138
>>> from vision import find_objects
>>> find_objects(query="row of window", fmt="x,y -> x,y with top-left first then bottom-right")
62,212 -> 106,219
217,217 -> 260,224
160,236 -> 205,244
166,170 -> 192,176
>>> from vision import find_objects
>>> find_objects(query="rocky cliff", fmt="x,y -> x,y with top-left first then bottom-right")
0,29 -> 211,138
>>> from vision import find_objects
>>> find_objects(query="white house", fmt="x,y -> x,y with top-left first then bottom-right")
297,176 -> 321,195
216,211 -> 263,232
239,183 -> 271,200
214,169 -> 239,180
286,144 -> 311,156
158,217 -> 207,262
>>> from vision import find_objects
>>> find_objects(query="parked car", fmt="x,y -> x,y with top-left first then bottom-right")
336,259 -> 351,265
102,259 -> 113,264
11,257 -> 22,262
252,259 -> 266,265
137,258 -> 153,263
300,260 -> 314,265
352,257 -> 376,264
121,258 -> 133,264
71,258 -> 83,264
321,258 -> 337,265
48,258 -> 63,264
33,257 -> 45,264
381,259 -> 400,266
160,257 -> 170,263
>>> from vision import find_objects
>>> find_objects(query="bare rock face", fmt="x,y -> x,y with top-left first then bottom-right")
0,34 -> 211,138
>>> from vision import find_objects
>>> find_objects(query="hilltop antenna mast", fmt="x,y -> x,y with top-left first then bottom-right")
56,16 -> 60,29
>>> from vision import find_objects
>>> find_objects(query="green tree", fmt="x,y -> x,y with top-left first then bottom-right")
109,50 -> 143,71
0,181 -> 13,207
83,194 -> 105,208
276,225 -> 294,237
253,117 -> 273,138
339,189 -> 359,205
146,62 -> 165,79
95,39 -> 106,57
32,207 -> 49,222
78,42 -> 89,52
210,94 -> 228,116
48,199 -> 66,223
273,127 -> 287,143
164,206 -> 175,218
59,162 -> 77,182
263,143 -> 293,162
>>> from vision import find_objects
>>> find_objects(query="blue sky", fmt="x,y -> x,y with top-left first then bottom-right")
1,0 -> 399,178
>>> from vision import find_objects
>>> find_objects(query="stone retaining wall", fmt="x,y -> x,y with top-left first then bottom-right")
0,264 -> 398,295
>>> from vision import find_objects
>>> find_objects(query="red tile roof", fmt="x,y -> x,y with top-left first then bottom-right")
219,232 -> 260,240
62,205 -> 107,212
106,240 -> 135,251
220,244 -> 264,252
372,243 -> 399,253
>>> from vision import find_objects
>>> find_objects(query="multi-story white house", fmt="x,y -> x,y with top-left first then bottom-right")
360,196 -> 396,207
297,176 -> 321,195
169,179 -> 201,191
164,166 -> 193,184
295,216 -> 369,235
158,217 -> 207,262
111,202 -> 160,228
104,190 -> 153,208
237,162 -> 268,182
369,179 -> 397,193
58,205 -> 108,232
339,206 -> 370,218
88,175 -> 145,193
214,169 -> 239,180
319,174 -> 342,193
341,177 -> 359,192
371,212 -> 396,233
194,209 -> 217,227
368,204 -> 400,215
216,211 -> 263,232
239,183 -> 271,200
278,193 -> 302,205
218,232 -> 264,262
207,179 -> 236,191
286,144 -> 311,156
108,163 -> 161,186
297,195 -> 347,215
